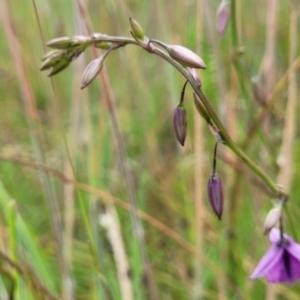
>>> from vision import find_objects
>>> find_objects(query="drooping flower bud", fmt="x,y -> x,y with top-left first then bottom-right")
168,45 -> 206,69
129,17 -> 144,40
173,105 -> 187,146
81,57 -> 104,89
208,175 -> 224,220
216,0 -> 230,36
46,37 -> 72,49
263,205 -> 282,235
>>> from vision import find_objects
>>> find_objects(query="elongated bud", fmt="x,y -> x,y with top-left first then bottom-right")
70,35 -> 90,46
129,17 -> 144,40
216,0 -> 230,36
42,50 -> 66,62
173,105 -> 187,146
208,175 -> 224,220
46,37 -> 72,49
263,205 -> 282,235
168,45 -> 206,69
48,59 -> 70,76
40,57 -> 56,71
81,57 -> 103,89
40,51 -> 66,71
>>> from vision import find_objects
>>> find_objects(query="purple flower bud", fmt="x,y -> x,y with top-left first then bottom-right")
173,105 -> 187,146
208,175 -> 224,220
168,45 -> 206,69
81,57 -> 104,89
216,0 -> 230,36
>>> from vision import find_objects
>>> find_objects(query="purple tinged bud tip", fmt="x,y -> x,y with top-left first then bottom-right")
188,68 -> 202,87
168,45 -> 206,69
173,106 -> 187,146
208,175 -> 224,220
216,0 -> 230,36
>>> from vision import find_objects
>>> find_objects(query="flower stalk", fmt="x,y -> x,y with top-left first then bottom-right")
40,27 -> 286,201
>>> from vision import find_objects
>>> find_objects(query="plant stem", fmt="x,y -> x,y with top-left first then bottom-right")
46,33 -> 285,199
230,0 -> 238,48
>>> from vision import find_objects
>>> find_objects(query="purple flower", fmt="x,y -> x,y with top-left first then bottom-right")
250,228 -> 300,284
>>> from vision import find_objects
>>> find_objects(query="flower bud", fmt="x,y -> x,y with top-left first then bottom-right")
41,50 -> 66,62
46,37 -> 72,49
216,0 -> 230,36
81,57 -> 104,89
129,17 -> 144,40
40,51 -> 67,71
173,105 -> 187,146
263,206 -> 282,235
168,45 -> 206,69
208,175 -> 224,220
48,59 -> 70,77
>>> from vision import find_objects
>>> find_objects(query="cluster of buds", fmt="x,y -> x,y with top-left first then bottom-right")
207,140 -> 224,220
40,36 -> 91,76
41,18 -> 207,93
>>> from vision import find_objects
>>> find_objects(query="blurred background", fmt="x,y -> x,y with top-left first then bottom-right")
0,0 -> 299,299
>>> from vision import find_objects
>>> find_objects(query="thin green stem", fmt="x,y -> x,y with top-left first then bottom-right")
62,134 -> 102,274
212,141 -> 220,176
151,47 -> 280,197
144,45 -> 281,200
179,80 -> 188,105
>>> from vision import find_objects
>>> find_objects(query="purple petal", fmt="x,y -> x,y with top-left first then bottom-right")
266,249 -> 300,283
286,239 -> 300,259
269,228 -> 294,244
250,245 -> 283,279
269,228 -> 281,243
